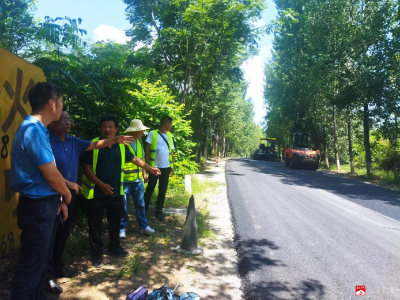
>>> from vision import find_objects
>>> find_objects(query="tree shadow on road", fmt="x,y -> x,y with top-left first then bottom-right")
249,279 -> 326,300
236,159 -> 400,210
226,170 -> 245,176
236,238 -> 285,277
233,236 -> 326,300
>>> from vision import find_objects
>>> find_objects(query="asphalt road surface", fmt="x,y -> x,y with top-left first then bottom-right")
226,159 -> 400,300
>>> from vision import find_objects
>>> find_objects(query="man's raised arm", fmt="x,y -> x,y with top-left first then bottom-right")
85,135 -> 134,151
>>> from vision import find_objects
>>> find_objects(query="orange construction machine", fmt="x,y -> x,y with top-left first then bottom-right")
284,133 -> 320,170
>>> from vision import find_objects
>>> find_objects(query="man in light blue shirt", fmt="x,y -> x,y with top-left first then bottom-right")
10,82 -> 71,300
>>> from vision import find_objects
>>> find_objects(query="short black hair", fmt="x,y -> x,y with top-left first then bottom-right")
99,114 -> 119,128
160,116 -> 173,126
28,82 -> 62,112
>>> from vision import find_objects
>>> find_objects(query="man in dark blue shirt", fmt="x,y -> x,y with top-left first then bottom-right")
45,111 -> 134,294
81,115 -> 160,268
10,82 -> 71,300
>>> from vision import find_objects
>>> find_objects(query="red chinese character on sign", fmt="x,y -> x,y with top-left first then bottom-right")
356,286 -> 366,296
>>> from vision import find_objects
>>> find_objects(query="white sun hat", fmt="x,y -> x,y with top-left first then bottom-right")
124,119 -> 150,132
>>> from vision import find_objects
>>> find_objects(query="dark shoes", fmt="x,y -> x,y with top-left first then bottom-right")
155,212 -> 165,222
92,247 -> 128,268
55,268 -> 79,278
45,278 -> 63,294
108,246 -> 129,257
92,256 -> 103,268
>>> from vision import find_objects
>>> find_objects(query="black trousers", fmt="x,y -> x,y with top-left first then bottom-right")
11,195 -> 60,300
46,190 -> 76,279
87,196 -> 123,257
144,167 -> 171,214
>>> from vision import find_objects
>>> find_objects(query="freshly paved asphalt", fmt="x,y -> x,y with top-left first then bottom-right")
226,159 -> 400,300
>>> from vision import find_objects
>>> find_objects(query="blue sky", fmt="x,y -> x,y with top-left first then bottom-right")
34,0 -> 277,125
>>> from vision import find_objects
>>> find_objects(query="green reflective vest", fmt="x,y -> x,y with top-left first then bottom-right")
149,130 -> 173,168
81,137 -> 126,199
124,140 -> 143,182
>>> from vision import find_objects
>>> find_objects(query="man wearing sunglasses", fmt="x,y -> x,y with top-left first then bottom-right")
45,111 -> 133,294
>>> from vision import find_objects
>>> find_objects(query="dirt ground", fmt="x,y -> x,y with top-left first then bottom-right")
57,158 -> 241,300
0,158 -> 241,300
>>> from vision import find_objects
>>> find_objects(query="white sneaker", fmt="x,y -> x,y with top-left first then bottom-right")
140,226 -> 155,235
119,229 -> 126,238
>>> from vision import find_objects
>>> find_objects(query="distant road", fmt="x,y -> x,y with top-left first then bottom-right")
226,159 -> 400,300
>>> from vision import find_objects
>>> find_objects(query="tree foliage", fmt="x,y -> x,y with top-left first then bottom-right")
1,0 -> 263,178
265,0 -> 400,179
124,0 -> 265,160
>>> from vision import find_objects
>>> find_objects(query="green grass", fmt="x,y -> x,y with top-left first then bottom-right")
166,190 -> 191,207
145,235 -> 158,251
63,227 -> 90,264
148,175 -> 223,208
196,204 -> 214,240
324,163 -> 399,186
192,176 -> 222,195
150,253 -> 160,263
118,254 -> 145,278
136,244 -> 146,252
146,174 -> 218,245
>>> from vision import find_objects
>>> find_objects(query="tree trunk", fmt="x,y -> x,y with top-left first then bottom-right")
203,125 -> 208,161
395,117 -> 398,181
195,132 -> 201,163
215,133 -> 219,157
333,106 -> 340,170
324,140 -> 330,169
324,99 -> 329,169
223,131 -> 226,158
348,116 -> 355,174
195,110 -> 203,163
363,102 -> 372,177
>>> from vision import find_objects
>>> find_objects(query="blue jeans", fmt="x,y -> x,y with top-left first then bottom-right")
121,181 -> 149,229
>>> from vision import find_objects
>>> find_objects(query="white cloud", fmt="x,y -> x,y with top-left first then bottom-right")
241,46 -> 272,125
253,18 -> 266,28
93,25 -> 130,44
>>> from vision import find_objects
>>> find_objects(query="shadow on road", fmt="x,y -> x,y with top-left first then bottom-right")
235,159 -> 400,208
236,238 -> 285,276
234,237 -> 326,300
226,170 -> 245,176
251,279 -> 326,300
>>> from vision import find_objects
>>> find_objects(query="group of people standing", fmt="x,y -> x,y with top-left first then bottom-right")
9,82 -> 175,300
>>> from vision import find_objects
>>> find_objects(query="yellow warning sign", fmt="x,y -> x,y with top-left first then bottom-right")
0,48 -> 46,255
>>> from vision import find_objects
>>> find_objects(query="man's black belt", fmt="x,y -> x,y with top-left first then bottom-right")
19,194 -> 61,202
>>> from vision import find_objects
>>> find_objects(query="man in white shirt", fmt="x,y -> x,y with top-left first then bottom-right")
144,116 -> 175,221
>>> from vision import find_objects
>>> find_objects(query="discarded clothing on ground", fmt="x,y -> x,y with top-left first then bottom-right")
126,285 -> 148,300
129,285 -> 200,300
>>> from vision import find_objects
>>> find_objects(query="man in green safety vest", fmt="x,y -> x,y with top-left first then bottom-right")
81,115 -> 160,268
144,116 -> 174,221
120,119 -> 155,238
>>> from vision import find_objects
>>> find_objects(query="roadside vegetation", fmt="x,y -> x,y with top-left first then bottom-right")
321,163 -> 399,190
264,0 -> 400,186
1,0 -> 263,166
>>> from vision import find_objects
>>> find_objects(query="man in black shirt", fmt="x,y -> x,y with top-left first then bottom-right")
81,115 -> 160,267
